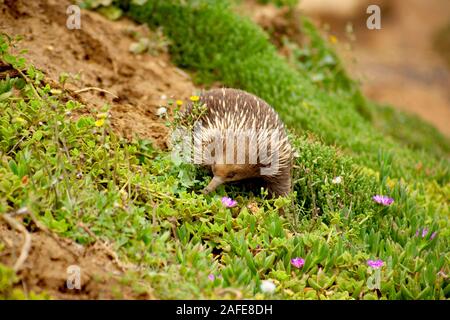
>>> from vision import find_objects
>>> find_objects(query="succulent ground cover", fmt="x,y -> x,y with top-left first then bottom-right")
0,0 -> 448,299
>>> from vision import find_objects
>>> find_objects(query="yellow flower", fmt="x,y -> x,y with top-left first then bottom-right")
302,101 -> 312,109
95,119 -> 105,127
13,117 -> 27,125
386,177 -> 396,189
176,99 -> 183,106
189,95 -> 200,102
329,35 -> 338,44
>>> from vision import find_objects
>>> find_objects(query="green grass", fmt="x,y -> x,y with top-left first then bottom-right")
367,101 -> 450,160
1,0 -> 449,299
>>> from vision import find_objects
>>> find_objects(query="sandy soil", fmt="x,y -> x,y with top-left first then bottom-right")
0,0 -> 196,148
0,221 -> 153,299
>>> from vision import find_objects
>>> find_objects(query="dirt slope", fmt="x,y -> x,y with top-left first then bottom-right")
0,0 -> 196,148
0,221 -> 153,299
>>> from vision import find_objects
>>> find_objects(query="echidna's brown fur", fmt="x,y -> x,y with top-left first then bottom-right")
185,88 -> 293,197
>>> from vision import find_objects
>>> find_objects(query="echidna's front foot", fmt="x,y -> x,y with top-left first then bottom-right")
202,176 -> 224,195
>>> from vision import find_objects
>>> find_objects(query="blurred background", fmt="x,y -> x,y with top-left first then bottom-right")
243,0 -> 450,136
300,0 -> 450,136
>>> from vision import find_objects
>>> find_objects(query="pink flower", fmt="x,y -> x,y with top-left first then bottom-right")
208,274 -> 215,281
221,196 -> 237,208
372,195 -> 394,206
290,257 -> 305,269
416,227 -> 437,240
367,259 -> 384,269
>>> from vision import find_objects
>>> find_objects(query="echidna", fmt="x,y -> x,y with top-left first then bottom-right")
181,88 -> 293,197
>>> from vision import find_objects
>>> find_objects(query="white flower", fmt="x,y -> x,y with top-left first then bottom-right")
260,280 -> 276,294
132,0 -> 148,5
17,207 -> 29,215
156,107 -> 167,116
332,176 -> 342,184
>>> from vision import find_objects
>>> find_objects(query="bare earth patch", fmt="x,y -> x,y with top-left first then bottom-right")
0,0 -> 196,148
0,221 -> 152,299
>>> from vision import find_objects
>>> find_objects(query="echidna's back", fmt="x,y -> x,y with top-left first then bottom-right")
189,88 -> 292,171
198,88 -> 285,132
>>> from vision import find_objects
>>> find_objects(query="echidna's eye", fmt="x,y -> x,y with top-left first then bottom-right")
226,172 -> 236,179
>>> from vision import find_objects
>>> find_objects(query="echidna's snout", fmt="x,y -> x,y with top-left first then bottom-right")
202,164 -> 260,194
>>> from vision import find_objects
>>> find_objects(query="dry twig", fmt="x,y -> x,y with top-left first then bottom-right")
1,213 -> 32,272
74,87 -> 118,99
